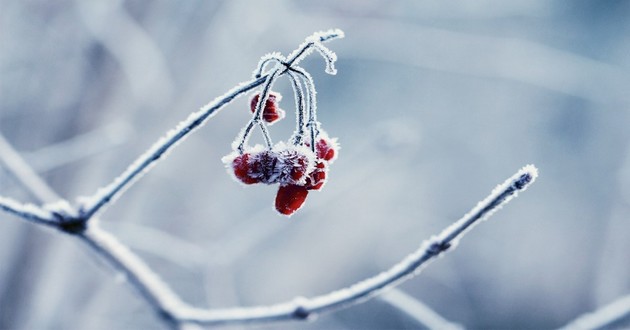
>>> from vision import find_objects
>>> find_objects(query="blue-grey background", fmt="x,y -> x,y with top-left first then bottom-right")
1,1 -> 629,329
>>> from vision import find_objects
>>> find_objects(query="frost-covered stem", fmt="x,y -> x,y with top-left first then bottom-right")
0,196 -> 58,227
177,165 -> 538,326
289,67 -> 319,150
78,223 -> 189,326
286,70 -> 307,145
559,294 -> 630,330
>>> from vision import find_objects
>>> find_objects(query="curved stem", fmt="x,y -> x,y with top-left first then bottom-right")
289,67 -> 319,150
178,165 -> 538,326
286,70 -> 307,145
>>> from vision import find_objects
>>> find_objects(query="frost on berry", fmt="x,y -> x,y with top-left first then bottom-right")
248,149 -> 279,184
250,92 -> 285,124
273,143 -> 316,185
275,184 -> 309,216
228,153 -> 259,185
315,133 -> 339,163
305,162 -> 327,190
222,145 -> 276,185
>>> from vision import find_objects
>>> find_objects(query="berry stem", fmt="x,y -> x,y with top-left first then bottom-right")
290,67 -> 320,151
286,70 -> 307,146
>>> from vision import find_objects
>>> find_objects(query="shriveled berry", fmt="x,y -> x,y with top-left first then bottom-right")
275,184 -> 309,216
316,137 -> 338,162
249,150 -> 279,184
250,92 -> 285,124
275,145 -> 314,185
305,162 -> 327,190
231,153 -> 259,185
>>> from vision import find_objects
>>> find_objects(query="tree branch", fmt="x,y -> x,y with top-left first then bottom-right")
177,165 -> 538,326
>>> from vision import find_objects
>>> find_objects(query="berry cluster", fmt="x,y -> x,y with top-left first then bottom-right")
223,92 -> 339,216
224,36 -> 340,216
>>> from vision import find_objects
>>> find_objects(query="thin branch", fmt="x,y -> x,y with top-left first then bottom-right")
559,294 -> 630,330
0,195 -> 57,227
78,29 -> 344,220
177,165 -> 538,326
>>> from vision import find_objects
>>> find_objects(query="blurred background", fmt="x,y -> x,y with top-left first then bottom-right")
1,1 -> 629,329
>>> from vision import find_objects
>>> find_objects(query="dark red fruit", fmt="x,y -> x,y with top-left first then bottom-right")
305,162 -> 327,190
250,92 -> 285,124
275,184 -> 309,216
286,151 -> 310,182
315,137 -> 337,162
232,153 -> 259,185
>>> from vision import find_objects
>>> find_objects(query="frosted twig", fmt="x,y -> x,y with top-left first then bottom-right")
289,67 -> 320,151
286,70 -> 307,145
177,165 -> 538,326
0,195 -> 57,227
78,29 -> 344,220
559,294 -> 630,330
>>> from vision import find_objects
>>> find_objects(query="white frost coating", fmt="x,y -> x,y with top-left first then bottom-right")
0,195 -> 57,225
437,164 -> 538,244
222,143 -> 316,186
43,199 -> 78,218
254,52 -> 285,77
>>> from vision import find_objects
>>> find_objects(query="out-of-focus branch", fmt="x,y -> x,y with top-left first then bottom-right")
559,294 -> 630,330
380,288 -> 463,330
0,133 -> 59,203
178,165 -> 538,326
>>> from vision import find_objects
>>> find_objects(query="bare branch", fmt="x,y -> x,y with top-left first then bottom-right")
178,165 -> 538,326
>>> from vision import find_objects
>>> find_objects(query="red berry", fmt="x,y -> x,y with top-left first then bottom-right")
305,162 -> 327,190
231,153 -> 259,185
275,184 -> 309,216
315,137 -> 338,162
250,92 -> 285,124
275,146 -> 313,184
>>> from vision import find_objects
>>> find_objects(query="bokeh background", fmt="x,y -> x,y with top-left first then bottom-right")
1,1 -> 629,329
